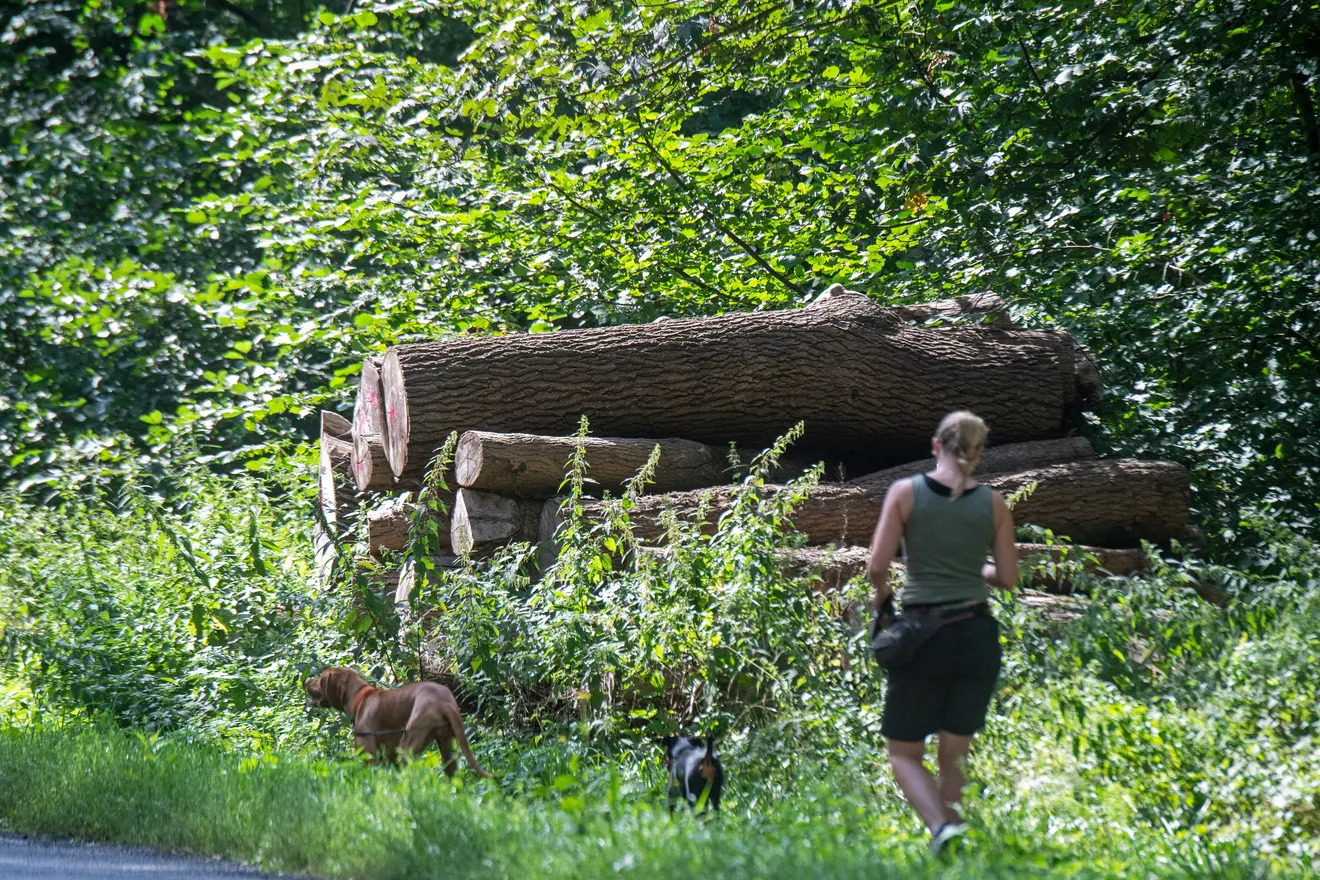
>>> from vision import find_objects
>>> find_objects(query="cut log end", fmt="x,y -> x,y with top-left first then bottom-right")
380,349 -> 411,477
365,494 -> 454,556
319,426 -> 355,522
451,488 -> 542,556
321,410 -> 352,441
454,431 -> 485,489
352,432 -> 397,494
354,358 -> 385,438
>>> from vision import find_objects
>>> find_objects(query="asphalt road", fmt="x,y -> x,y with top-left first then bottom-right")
0,833 -> 310,879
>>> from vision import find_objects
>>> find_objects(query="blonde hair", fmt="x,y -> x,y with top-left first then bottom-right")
934,410 -> 988,497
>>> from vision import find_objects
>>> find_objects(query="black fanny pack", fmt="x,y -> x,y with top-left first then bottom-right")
869,599 -> 986,670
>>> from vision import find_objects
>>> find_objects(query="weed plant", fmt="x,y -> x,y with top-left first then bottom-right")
0,431 -> 1315,876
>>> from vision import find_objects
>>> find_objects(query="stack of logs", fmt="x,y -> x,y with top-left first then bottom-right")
316,288 -> 1192,600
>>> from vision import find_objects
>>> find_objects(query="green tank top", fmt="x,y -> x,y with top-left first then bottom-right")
901,474 -> 995,606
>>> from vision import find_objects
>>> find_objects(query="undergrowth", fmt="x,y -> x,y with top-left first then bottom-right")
0,430 -> 1316,876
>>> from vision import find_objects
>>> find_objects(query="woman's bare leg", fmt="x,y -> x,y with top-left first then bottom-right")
935,731 -> 973,823
886,738 -> 948,832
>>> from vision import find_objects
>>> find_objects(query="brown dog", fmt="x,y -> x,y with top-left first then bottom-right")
304,666 -> 493,778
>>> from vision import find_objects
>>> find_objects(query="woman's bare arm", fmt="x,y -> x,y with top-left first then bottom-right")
981,490 -> 1019,589
867,480 -> 912,606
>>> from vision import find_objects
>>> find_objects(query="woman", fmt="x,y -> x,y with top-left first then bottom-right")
867,410 -> 1019,856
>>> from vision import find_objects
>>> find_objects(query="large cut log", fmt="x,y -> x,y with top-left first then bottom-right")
849,437 -> 1094,493
985,459 -> 1188,548
354,357 -> 385,439
367,494 -> 454,556
779,543 -> 1147,592
548,459 -> 1187,550
450,488 -> 543,556
455,430 -> 818,497
539,438 -> 1099,549
381,292 -> 1099,478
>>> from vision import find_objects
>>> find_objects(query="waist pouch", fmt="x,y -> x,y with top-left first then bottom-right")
869,600 -> 988,671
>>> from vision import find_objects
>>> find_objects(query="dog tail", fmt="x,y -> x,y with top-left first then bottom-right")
443,702 -> 495,779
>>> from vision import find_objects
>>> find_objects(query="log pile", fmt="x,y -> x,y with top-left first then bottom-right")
315,287 -> 1192,599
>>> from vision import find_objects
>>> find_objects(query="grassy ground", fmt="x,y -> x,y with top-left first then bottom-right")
0,719 -> 1302,880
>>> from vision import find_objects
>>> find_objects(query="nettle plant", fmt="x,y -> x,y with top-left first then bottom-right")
386,422 -> 881,745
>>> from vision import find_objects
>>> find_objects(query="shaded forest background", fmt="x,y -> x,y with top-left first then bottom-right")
2,4 -> 1320,876
2,0 -> 1317,548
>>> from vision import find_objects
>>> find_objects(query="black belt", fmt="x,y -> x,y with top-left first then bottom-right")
904,602 -> 990,621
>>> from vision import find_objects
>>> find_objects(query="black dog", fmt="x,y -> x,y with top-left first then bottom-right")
664,734 -> 723,814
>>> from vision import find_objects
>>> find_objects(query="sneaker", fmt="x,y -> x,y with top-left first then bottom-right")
929,821 -> 968,858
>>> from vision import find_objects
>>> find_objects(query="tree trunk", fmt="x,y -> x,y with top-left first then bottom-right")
849,436 -> 1094,493
381,292 -> 1099,477
457,431 -> 742,496
552,458 -> 1187,550
450,488 -> 543,556
367,494 -> 454,556
984,459 -> 1188,547
354,357 -> 385,439
539,439 -> 1082,547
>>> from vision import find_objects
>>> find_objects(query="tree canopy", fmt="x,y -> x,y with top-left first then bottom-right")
2,0 -> 1317,544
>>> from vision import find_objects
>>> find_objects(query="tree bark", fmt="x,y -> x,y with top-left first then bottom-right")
450,488 -> 543,556
456,429 -> 824,497
381,292 -> 1099,477
985,459 -> 1188,547
848,436 -> 1094,493
551,458 -> 1187,550
457,430 -> 751,496
539,439 -> 1087,547
820,285 -> 1013,328
354,357 -> 385,439
367,494 -> 454,556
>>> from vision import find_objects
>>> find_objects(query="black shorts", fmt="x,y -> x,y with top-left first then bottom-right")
880,610 -> 1001,741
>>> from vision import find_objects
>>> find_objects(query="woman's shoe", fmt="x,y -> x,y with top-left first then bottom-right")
930,821 -> 968,858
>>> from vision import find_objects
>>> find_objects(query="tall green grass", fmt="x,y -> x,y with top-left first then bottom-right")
0,721 -> 1293,879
